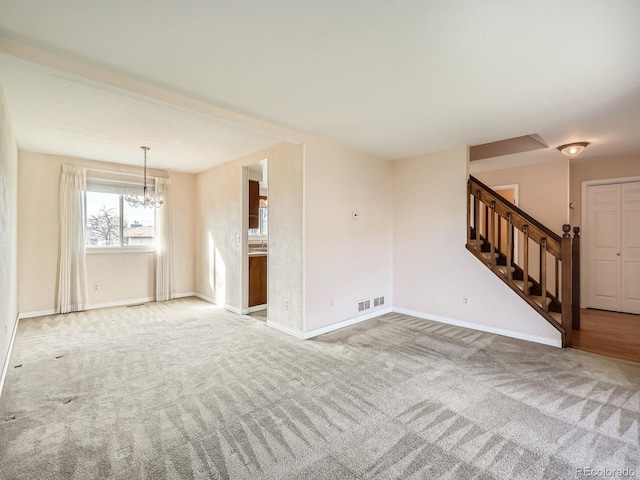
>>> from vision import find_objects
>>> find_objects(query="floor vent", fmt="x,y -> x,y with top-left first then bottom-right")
358,300 -> 371,312
374,296 -> 385,307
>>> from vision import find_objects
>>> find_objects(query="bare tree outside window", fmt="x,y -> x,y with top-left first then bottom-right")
87,206 -> 120,246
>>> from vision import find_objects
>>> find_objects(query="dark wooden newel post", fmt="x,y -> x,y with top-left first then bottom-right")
561,224 -> 573,348
572,226 -> 581,330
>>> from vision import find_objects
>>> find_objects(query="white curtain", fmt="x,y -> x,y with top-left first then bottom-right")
58,165 -> 89,313
155,177 -> 174,301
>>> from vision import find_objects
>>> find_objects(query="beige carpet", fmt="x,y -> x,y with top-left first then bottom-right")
1,297 -> 639,479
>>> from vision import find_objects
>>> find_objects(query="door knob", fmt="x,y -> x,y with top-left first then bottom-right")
617,253 -> 621,256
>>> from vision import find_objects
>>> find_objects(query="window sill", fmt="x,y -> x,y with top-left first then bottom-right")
86,247 -> 156,255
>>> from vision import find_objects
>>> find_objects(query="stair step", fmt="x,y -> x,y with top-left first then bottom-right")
549,312 -> 562,323
496,265 -> 516,275
512,279 -> 533,291
530,295 -> 553,308
469,239 -> 484,246
481,252 -> 499,259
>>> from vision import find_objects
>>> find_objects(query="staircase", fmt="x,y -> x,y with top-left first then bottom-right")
466,176 -> 580,347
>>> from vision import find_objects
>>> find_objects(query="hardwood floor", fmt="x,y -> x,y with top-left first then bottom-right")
573,308 -> 640,363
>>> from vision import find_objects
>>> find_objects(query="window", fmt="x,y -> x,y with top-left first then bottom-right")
249,197 -> 268,237
85,180 -> 155,249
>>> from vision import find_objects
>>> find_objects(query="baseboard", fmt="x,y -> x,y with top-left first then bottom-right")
18,295 -> 184,319
194,292 -> 218,305
18,309 -> 56,320
266,320 -> 304,339
193,293 -> 241,315
245,305 -> 267,314
174,292 -> 196,299
392,307 -> 562,348
0,313 -> 20,399
89,297 -> 156,311
224,304 -> 242,315
303,307 -> 393,339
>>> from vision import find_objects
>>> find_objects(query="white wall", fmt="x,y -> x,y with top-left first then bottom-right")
0,82 -> 19,383
18,151 -> 196,314
195,141 -> 304,332
303,137 -> 393,332
393,146 -> 561,344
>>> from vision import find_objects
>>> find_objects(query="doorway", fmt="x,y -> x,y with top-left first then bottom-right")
243,160 -> 269,318
584,180 -> 640,314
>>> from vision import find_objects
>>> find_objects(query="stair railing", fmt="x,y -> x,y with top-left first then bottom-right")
467,176 -> 578,347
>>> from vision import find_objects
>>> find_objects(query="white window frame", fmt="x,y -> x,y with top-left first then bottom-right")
248,205 -> 268,238
85,181 -> 156,254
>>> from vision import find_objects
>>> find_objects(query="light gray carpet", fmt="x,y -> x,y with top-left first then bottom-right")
1,297 -> 639,479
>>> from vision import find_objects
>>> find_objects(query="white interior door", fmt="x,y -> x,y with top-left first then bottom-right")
621,182 -> 640,314
587,184 -> 621,311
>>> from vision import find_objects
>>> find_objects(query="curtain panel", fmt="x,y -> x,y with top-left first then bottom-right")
58,165 -> 89,313
155,177 -> 174,302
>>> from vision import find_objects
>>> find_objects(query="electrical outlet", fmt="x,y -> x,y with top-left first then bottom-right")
93,283 -> 99,292
331,299 -> 334,307
284,299 -> 289,310
463,296 -> 470,306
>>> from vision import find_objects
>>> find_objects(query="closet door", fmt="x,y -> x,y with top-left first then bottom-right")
587,184 -> 621,311
621,182 -> 640,314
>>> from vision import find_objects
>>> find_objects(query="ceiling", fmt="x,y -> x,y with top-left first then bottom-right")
0,0 -> 639,171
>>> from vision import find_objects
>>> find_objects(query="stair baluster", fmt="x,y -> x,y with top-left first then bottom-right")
474,189 -> 480,250
523,225 -> 529,296
506,213 -> 513,282
497,215 -> 502,255
541,238 -> 548,311
489,201 -> 496,266
467,184 -> 472,247
484,204 -> 489,240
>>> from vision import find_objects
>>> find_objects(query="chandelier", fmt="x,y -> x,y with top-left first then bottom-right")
125,146 -> 164,208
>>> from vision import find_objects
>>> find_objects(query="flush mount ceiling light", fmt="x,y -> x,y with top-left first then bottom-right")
125,146 -> 164,208
557,142 -> 589,157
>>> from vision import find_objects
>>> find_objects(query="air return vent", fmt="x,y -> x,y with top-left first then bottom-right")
373,296 -> 385,307
358,300 -> 371,312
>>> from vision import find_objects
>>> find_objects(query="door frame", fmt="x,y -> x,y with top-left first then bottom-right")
580,175 -> 640,308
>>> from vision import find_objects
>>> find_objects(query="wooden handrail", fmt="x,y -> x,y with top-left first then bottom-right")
470,176 -> 562,258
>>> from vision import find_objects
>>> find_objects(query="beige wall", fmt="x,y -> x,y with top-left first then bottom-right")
0,82 -> 19,378
195,141 -> 304,332
168,171 -> 196,295
472,159 -> 569,290
570,155 -> 640,227
195,155 -> 242,309
18,151 -> 196,314
268,143 -> 304,332
303,137 -> 393,332
393,146 -> 561,343
472,159 -> 570,234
